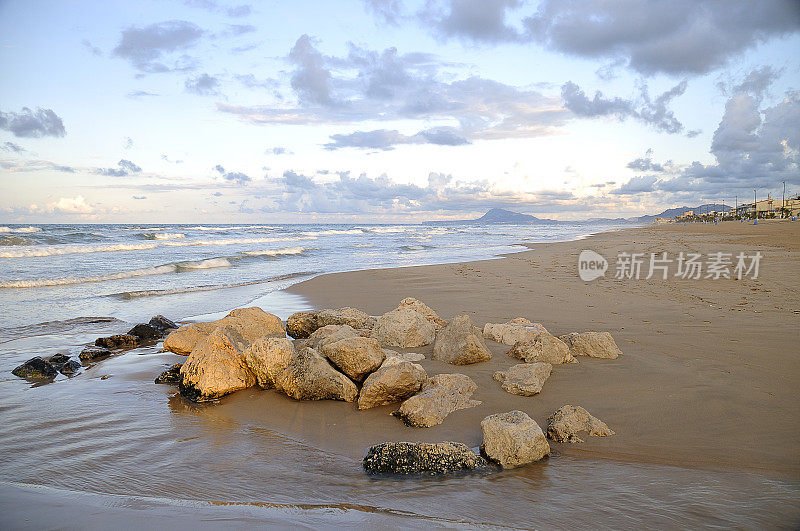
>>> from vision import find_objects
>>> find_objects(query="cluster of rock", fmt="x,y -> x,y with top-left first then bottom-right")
11,315 -> 177,381
364,405 -> 614,475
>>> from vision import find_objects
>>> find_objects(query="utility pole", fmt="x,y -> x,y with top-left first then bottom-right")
784,181 -> 786,217
735,195 -> 738,218
754,189 -> 757,219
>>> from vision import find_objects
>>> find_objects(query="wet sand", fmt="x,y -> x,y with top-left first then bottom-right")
288,219 -> 800,478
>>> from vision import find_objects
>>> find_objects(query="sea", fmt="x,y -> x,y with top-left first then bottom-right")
1,222 -> 798,528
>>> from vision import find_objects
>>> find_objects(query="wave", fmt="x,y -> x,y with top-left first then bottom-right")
400,244 -> 436,251
241,246 -> 306,257
0,264 -> 178,288
0,226 -> 41,233
359,226 -> 412,234
113,271 -> 317,299
1,236 -> 30,246
142,232 -> 185,240
186,225 -> 277,231
301,229 -> 364,237
176,257 -> 231,270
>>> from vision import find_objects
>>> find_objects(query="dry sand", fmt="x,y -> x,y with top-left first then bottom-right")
284,219 -> 800,478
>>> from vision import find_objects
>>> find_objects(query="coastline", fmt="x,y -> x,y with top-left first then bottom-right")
287,220 -> 800,479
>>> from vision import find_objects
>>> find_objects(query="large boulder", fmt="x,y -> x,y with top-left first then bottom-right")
558,332 -> 622,359
243,337 -> 296,389
363,442 -> 488,475
164,308 -> 285,355
370,308 -> 436,348
393,373 -> 480,428
432,315 -> 491,365
179,325 -> 256,402
384,350 -> 425,362
507,330 -> 574,364
320,336 -> 385,382
357,357 -> 427,410
480,411 -> 550,469
483,318 -> 548,345
295,324 -> 356,350
48,353 -> 70,365
493,363 -> 552,396
273,347 -> 358,402
547,405 -> 615,443
286,308 -> 376,339
149,315 -> 178,332
396,297 -> 447,329
163,322 -> 218,355
58,359 -> 82,376
12,357 -> 58,379
79,346 -> 112,363
127,323 -> 163,341
95,334 -> 138,349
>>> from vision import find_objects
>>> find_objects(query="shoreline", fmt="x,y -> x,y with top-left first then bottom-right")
287,220 -> 800,479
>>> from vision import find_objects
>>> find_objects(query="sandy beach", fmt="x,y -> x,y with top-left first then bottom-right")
287,220 -> 800,478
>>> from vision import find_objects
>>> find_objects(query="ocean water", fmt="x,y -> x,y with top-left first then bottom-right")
1,222 -> 798,529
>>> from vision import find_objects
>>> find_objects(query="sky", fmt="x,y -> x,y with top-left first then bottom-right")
0,0 -> 799,223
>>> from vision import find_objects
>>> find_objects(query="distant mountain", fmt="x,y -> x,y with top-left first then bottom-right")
423,208 -> 559,225
634,203 -> 733,222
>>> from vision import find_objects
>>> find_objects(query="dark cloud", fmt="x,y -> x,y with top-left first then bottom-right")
112,20 -> 204,73
127,90 -> 159,98
524,0 -> 800,76
0,107 -> 66,138
610,174 -> 658,195
96,159 -> 142,177
213,164 -> 251,184
364,0 -> 403,25
1,141 -> 26,153
561,80 -> 688,134
220,36 -> 568,143
421,0 -> 523,43
719,65 -> 784,104
185,73 -> 220,95
626,149 -> 666,172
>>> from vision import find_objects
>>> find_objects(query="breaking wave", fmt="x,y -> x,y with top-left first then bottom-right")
0,265 -> 179,288
143,232 -> 186,240
176,258 -> 232,270
0,226 -> 41,233
113,271 -> 317,299
241,246 -> 306,257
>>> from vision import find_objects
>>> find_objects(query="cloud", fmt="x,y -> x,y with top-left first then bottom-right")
364,0 -> 403,25
50,196 -> 93,214
524,0 -> 800,76
185,0 -> 252,17
0,159 -> 75,173
161,154 -> 184,164
127,90 -> 159,98
1,141 -> 26,153
96,159 -> 142,177
0,107 -> 66,138
719,65 -> 784,104
562,80 -> 688,133
223,24 -> 256,36
213,164 -> 251,184
266,147 -> 291,155
112,20 -> 204,73
610,174 -> 659,195
132,195 -> 147,200
220,36 -> 568,143
420,0 -> 524,43
185,73 -> 220,95
123,136 -> 133,149
81,39 -> 102,56
324,126 -> 469,150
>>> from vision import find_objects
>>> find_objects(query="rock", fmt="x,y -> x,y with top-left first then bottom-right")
243,337 -> 296,389
363,442 -> 488,475
320,336 -> 385,382
357,357 -> 427,410
12,357 -> 58,379
483,319 -> 549,345
315,325 -> 360,350
273,347 -> 358,402
558,332 -> 622,359
370,308 -> 436,348
154,363 -> 183,384
48,353 -> 70,365
432,315 -> 492,365
58,359 -> 82,376
493,363 -> 552,396
79,346 -> 112,363
547,405 -> 615,443
480,411 -> 550,469
164,308 -> 285,356
286,308 -> 376,339
396,297 -> 447,329
149,315 -> 178,331
507,331 -> 574,364
128,323 -> 162,341
179,325 -> 256,402
95,334 -> 138,349
295,324 -> 353,350
163,322 -> 218,355
393,373 -> 480,428
385,350 -> 425,362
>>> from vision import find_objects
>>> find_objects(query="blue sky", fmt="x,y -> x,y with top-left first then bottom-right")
1,0 -> 799,222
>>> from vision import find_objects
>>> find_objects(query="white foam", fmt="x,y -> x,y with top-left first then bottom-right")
0,264 -> 178,288
177,257 -> 232,270
0,226 -> 41,233
0,242 -> 160,258
186,225 -> 277,231
241,246 -> 306,257
301,229 -> 364,236
153,233 -> 185,240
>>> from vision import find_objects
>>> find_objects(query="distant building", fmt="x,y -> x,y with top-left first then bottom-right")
736,195 -> 800,218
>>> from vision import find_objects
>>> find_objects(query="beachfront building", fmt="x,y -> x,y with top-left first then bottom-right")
736,195 -> 800,218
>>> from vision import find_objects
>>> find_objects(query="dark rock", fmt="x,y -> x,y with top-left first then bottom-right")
363,441 -> 489,476
48,353 -> 71,365
95,334 -> 138,349
149,315 -> 178,331
128,323 -> 162,341
79,346 -> 112,363
58,359 -> 82,376
12,357 -> 58,380
155,363 -> 183,384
